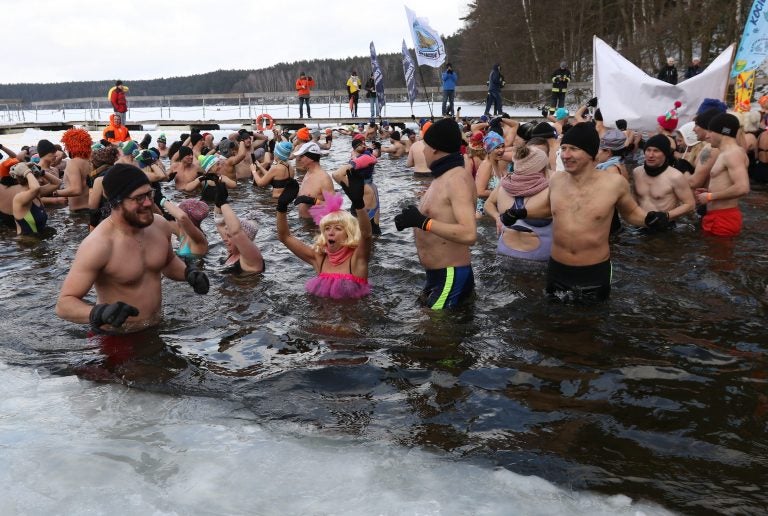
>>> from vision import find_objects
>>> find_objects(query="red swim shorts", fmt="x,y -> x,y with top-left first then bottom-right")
702,207 -> 742,237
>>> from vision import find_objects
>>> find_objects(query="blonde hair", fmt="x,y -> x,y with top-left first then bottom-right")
312,210 -> 361,253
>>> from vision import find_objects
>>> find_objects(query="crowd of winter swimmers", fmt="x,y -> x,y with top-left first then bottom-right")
1,94 -> 767,334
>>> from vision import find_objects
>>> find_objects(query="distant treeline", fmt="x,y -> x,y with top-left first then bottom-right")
0,0 -> 751,103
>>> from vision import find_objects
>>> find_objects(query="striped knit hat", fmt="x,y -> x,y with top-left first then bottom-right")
198,154 -> 220,173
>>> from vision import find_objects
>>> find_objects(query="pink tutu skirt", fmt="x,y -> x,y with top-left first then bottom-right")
305,273 -> 371,299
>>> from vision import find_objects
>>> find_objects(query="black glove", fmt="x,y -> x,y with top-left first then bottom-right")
199,173 -> 219,183
104,130 -> 115,139
500,207 -> 527,227
586,97 -> 598,108
184,263 -> 209,294
276,178 -> 299,212
153,187 -> 166,209
140,134 -> 152,149
90,302 -> 139,329
294,195 -> 317,206
541,107 -> 549,117
340,169 -> 365,210
395,205 -> 430,231
214,182 -> 228,208
644,211 -> 669,230
191,127 -> 201,135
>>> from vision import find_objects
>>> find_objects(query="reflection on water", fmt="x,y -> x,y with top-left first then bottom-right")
1,139 -> 767,513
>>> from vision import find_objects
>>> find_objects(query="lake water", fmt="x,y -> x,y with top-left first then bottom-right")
1,129 -> 766,515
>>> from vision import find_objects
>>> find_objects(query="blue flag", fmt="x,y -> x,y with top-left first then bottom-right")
401,40 -> 418,106
731,0 -> 768,76
370,42 -> 386,116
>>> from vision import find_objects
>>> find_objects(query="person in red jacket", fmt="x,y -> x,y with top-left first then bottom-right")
295,72 -> 316,119
109,80 -> 128,118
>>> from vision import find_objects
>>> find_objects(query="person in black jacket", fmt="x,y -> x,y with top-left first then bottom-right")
684,57 -> 703,80
657,57 -> 678,85
365,73 -> 377,118
549,61 -> 571,114
483,64 -> 505,116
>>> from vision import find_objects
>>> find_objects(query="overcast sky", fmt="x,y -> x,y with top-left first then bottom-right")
3,0 -> 468,85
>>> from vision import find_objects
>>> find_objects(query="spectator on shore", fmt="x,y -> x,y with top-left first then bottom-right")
484,64 -> 505,117
109,80 -> 128,119
684,57 -> 703,79
296,72 -> 316,119
441,63 -> 457,117
657,57 -> 678,85
346,70 -> 362,118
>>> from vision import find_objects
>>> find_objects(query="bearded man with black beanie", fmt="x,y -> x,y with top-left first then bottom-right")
394,118 -> 478,310
56,164 -> 209,334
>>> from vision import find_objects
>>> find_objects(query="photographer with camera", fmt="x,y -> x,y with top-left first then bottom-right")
295,72 -> 316,119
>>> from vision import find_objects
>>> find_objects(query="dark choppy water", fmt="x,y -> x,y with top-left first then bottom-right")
2,138 -> 767,514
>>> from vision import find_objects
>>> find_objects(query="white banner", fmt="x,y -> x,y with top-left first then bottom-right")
404,5 -> 446,68
593,36 -> 734,131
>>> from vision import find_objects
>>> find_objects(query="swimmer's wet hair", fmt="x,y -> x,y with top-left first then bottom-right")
313,210 -> 361,253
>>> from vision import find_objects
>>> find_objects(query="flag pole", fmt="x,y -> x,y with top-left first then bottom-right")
417,65 -> 434,120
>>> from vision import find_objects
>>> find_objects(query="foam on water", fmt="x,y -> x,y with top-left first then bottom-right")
0,362 -> 670,515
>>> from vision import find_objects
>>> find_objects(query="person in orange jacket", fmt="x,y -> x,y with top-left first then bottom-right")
103,113 -> 131,144
295,72 -> 316,119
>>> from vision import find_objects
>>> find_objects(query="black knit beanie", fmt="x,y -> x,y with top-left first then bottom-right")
423,118 -> 462,153
695,108 -> 721,129
103,164 -> 150,203
708,113 -> 740,137
560,122 -> 600,158
644,134 -> 673,161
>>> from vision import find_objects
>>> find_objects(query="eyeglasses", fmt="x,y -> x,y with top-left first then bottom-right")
123,191 -> 153,204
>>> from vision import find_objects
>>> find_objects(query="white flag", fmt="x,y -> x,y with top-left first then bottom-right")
593,36 -> 734,131
404,5 -> 446,68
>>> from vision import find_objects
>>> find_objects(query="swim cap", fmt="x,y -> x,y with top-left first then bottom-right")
554,107 -> 569,121
531,122 -> 557,139
296,127 -> 311,141
483,132 -> 505,153
102,164 -> 150,203
178,199 -> 209,227
469,131 -> 484,150
275,141 -> 293,161
294,142 -> 327,161
599,129 -> 626,151
239,219 -> 258,240
157,133 -> 167,143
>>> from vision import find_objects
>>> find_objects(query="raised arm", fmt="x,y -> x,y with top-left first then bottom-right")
275,179 -> 316,265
